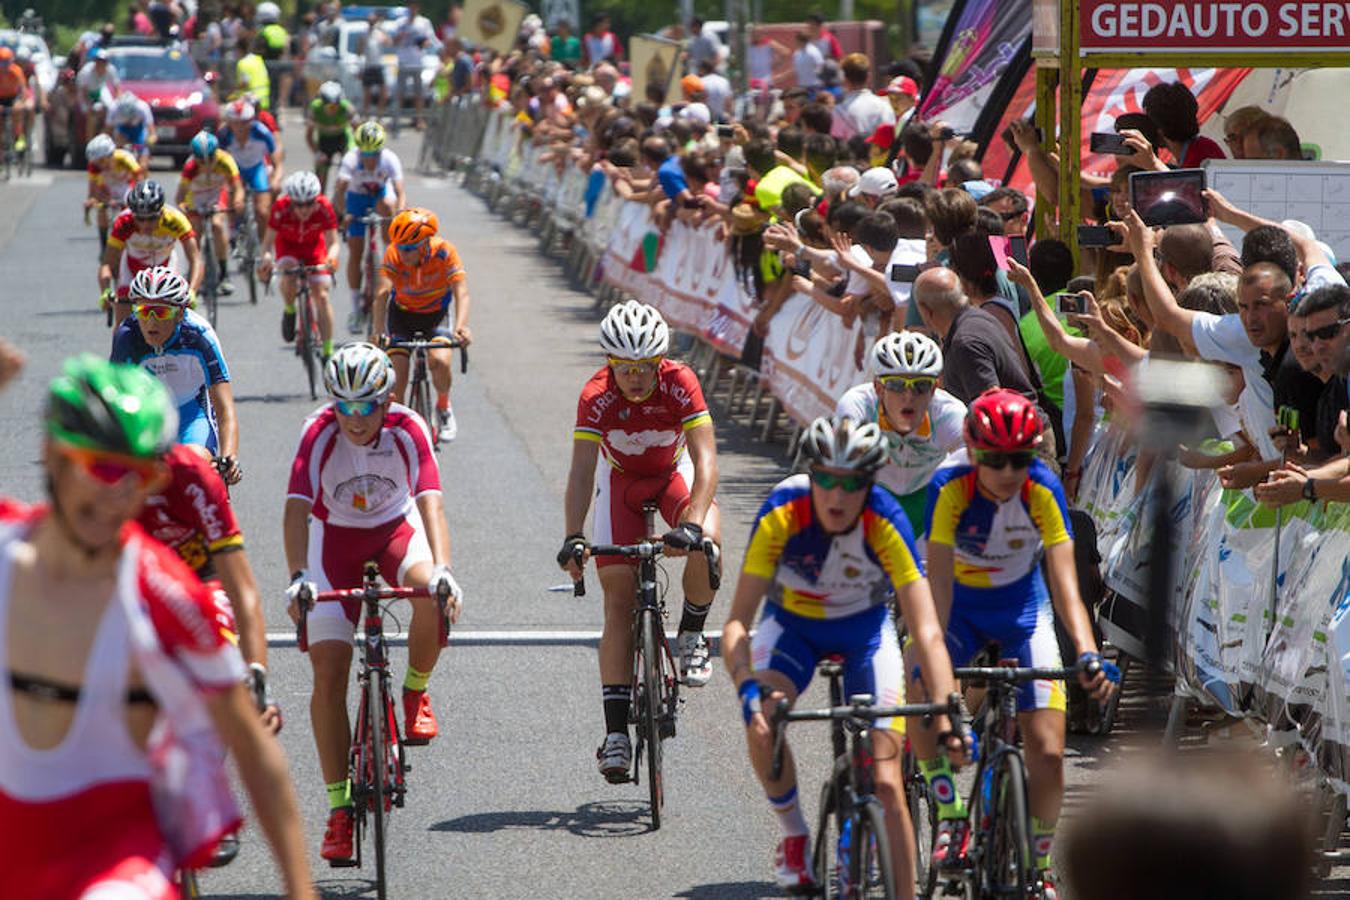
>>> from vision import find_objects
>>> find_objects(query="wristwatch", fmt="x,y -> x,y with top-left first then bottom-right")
1303,479 -> 1318,502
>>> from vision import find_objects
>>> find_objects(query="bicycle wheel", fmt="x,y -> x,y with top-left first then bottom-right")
904,748 -> 938,897
242,207 -> 259,305
411,358 -> 434,442
201,230 -> 219,328
853,798 -> 897,899
981,753 -> 1031,898
814,780 -> 842,899
303,299 -> 320,400
642,609 -> 666,829
368,672 -> 389,900
179,869 -> 201,898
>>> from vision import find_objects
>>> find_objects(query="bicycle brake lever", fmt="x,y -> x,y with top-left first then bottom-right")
702,539 -> 722,591
459,343 -> 468,374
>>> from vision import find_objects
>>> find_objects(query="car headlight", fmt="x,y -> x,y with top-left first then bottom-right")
185,91 -> 203,106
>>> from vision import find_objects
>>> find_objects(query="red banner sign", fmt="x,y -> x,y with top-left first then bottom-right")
1081,0 -> 1350,51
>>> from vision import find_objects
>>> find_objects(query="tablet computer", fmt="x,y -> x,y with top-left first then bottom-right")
1130,168 -> 1208,227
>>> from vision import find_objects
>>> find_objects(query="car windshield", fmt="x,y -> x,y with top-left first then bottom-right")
110,50 -> 197,82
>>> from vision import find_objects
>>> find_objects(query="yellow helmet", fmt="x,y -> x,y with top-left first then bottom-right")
354,121 -> 386,153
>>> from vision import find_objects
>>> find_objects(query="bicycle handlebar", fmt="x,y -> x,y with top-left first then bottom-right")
386,335 -> 469,374
295,579 -> 453,648
569,537 -> 721,597
954,661 -> 1095,683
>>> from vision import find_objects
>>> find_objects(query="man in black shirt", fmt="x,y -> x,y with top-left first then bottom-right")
1303,285 -> 1350,455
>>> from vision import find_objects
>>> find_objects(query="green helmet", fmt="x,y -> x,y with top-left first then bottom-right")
45,355 -> 177,459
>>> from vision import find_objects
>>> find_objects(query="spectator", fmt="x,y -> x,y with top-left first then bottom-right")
686,17 -> 724,71
802,133 -> 838,183
1222,104 -> 1269,159
392,1 -> 436,130
792,32 -> 824,92
806,12 -> 843,60
820,165 -> 860,203
1300,285 -> 1350,457
799,102 -> 834,136
360,12 -> 389,119
979,187 -> 1029,237
1141,81 -> 1227,167
1244,115 -> 1304,161
550,19 -> 582,65
745,138 -> 819,215
698,60 -> 732,122
847,167 -> 899,208
583,13 -> 622,66
832,53 -> 894,140
883,75 -> 920,131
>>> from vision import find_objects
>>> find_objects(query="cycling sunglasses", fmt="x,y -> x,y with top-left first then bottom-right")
1307,317 -> 1350,342
397,239 -> 428,253
134,304 -> 180,321
57,443 -> 164,489
810,469 -> 872,492
334,398 -> 382,416
607,356 -> 661,376
974,449 -> 1035,470
879,375 -> 937,395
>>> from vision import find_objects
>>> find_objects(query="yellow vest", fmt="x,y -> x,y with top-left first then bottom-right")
236,53 -> 270,110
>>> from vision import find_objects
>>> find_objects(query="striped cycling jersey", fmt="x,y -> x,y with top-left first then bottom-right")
743,474 -> 924,620
88,149 -> 141,202
925,458 -> 1072,591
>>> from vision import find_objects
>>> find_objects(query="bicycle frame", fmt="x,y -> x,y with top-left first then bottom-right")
385,333 -> 469,445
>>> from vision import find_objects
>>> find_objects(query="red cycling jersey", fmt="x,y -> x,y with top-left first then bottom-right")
138,444 -> 244,579
268,193 -> 337,264
573,359 -> 712,476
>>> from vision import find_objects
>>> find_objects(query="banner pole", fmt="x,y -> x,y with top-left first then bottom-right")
1056,0 -> 1082,263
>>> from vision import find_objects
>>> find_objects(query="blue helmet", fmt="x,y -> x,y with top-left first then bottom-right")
190,130 -> 218,160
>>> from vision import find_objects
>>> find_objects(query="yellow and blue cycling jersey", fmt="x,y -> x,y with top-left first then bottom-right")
743,473 -> 923,620
925,457 -> 1072,592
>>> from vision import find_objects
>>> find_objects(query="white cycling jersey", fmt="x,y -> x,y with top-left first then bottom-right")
338,148 -> 403,197
836,382 -> 967,498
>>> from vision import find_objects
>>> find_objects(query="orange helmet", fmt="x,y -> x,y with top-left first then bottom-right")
389,208 -> 439,246
0,47 -> 13,63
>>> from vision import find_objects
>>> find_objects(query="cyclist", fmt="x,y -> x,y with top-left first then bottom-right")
0,46 -> 28,153
109,90 -> 156,169
84,133 -> 140,253
98,180 -> 203,325
918,388 -> 1114,895
334,121 -> 406,333
177,130 -> 245,296
306,80 -> 355,193
219,98 -> 283,246
557,300 -> 721,782
722,416 -> 965,894
370,207 -> 472,443
74,45 -> 120,143
283,342 -> 463,864
0,356 -> 312,898
110,267 -> 242,484
13,45 -> 44,154
836,331 -> 967,536
258,170 -> 340,359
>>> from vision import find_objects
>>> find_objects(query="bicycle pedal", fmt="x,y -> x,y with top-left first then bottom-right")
403,736 -> 430,747
327,858 -> 360,869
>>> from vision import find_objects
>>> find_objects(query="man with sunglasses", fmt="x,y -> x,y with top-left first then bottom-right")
111,267 -> 241,485
920,389 -> 1113,895
371,207 -> 472,444
0,356 -> 313,899
335,121 -> 407,334
558,300 -> 721,783
259,171 -> 340,359
99,180 -> 203,326
723,416 -> 965,894
836,331 -> 966,536
283,342 -> 462,864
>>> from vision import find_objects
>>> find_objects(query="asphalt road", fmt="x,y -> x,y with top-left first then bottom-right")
3,114 -> 1342,900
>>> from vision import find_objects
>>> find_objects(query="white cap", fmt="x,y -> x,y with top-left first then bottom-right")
681,102 -> 711,126
848,166 -> 899,199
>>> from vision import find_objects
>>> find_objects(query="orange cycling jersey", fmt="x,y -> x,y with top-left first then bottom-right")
380,236 -> 466,314
0,63 -> 25,101
88,149 -> 141,201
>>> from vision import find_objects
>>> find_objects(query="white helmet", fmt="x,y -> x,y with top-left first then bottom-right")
114,92 -> 141,117
800,416 -> 888,474
86,133 -> 116,161
318,80 -> 343,104
324,342 -> 395,401
282,170 -> 322,203
129,266 -> 192,308
871,331 -> 943,378
256,2 -> 281,24
599,300 -> 669,360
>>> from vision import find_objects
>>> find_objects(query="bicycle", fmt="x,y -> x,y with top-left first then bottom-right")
352,210 -> 392,332
231,191 -> 262,306
195,205 -> 226,328
570,505 -> 721,831
385,332 -> 468,450
270,263 -> 331,400
768,669 -> 964,900
297,561 -> 451,900
930,656 -> 1113,900
0,105 -> 15,181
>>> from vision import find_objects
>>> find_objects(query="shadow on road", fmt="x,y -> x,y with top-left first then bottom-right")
430,799 -> 651,838
672,881 -> 782,899
234,392 -> 315,404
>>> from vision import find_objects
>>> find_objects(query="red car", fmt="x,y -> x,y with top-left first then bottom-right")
105,42 -> 218,167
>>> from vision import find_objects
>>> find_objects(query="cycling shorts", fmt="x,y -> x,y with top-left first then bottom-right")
178,402 -> 219,453
239,161 -> 269,194
345,189 -> 393,238
752,602 -> 906,732
116,123 -> 148,146
317,131 -> 350,158
945,569 -> 1066,713
303,511 -> 432,646
592,451 -> 717,569
0,96 -> 15,109
386,305 -> 450,347
185,189 -> 230,217
277,255 -> 332,285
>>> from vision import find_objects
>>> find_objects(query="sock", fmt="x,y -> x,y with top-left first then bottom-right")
323,338 -> 334,357
403,665 -> 430,693
351,289 -> 362,313
678,598 -> 710,635
218,259 -> 228,279
436,393 -> 450,412
602,684 -> 631,736
768,786 -> 809,838
919,756 -> 967,820
1032,816 -> 1055,870
326,779 -> 352,810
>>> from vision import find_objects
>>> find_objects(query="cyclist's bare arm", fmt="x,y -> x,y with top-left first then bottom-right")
209,381 -> 239,460
722,571 -> 770,691
451,279 -> 471,344
371,271 -> 393,335
393,179 -> 406,211
282,497 -> 312,620
174,179 -> 189,208
230,180 -> 245,213
683,422 -> 719,527
333,179 -> 349,219
98,243 -> 120,290
269,143 -> 285,187
215,548 -> 267,667
206,684 -> 315,899
182,234 -> 204,290
927,541 -> 955,630
895,576 -> 960,742
561,438 -> 601,577
1043,540 -> 1111,697
415,492 -> 452,568
323,228 -> 340,267
258,224 -> 276,277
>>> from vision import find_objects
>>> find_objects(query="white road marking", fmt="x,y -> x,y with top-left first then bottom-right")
267,628 -> 727,647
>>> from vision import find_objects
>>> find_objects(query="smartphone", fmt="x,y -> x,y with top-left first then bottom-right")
1277,405 -> 1301,432
1059,293 -> 1088,315
1076,224 -> 1116,248
716,124 -> 735,140
791,257 -> 811,278
1007,235 -> 1028,268
1000,119 -> 1043,152
889,263 -> 920,283
1090,131 -> 1133,155
936,126 -> 956,141
826,278 -> 848,298
1130,168 -> 1209,227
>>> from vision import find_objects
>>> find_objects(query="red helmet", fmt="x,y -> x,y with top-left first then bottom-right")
964,388 -> 1043,452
